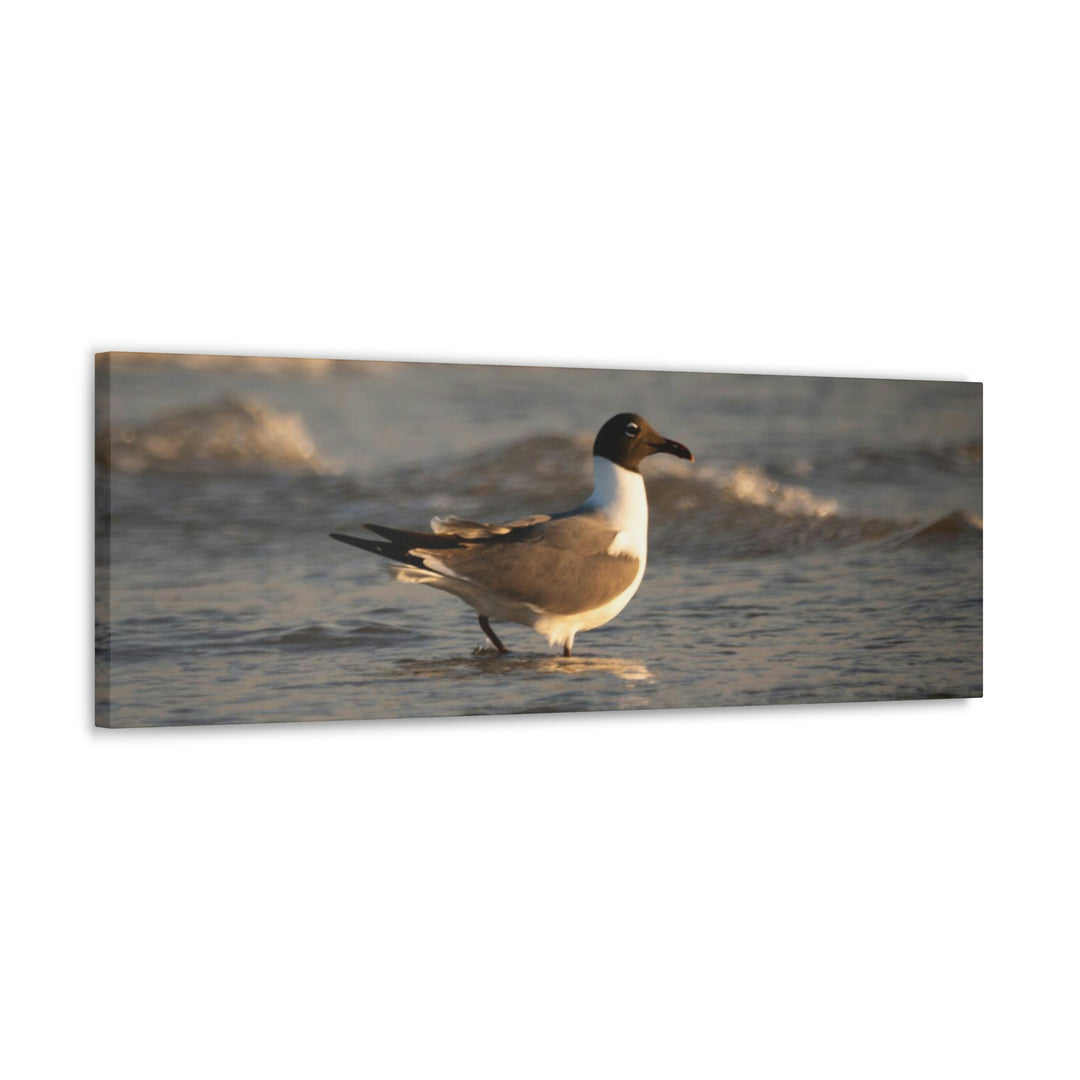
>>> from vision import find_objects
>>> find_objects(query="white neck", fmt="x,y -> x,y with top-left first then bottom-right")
583,456 -> 649,537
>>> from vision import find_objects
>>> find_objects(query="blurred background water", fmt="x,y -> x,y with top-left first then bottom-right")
95,354 -> 982,726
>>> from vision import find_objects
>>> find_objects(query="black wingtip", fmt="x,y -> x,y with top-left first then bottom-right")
330,532 -> 369,549
329,529 -> 427,569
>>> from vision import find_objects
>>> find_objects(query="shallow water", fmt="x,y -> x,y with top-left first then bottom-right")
96,357 -> 981,726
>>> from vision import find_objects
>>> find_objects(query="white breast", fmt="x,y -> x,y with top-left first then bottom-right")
582,455 -> 649,560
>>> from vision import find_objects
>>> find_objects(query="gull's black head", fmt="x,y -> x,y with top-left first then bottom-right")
593,413 -> 694,473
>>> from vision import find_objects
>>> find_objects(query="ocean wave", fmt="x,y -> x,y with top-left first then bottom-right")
102,427 -> 980,558
388,436 -> 837,515
97,395 -> 337,474
891,511 -> 984,548
384,434 -> 982,557
357,434 -> 904,557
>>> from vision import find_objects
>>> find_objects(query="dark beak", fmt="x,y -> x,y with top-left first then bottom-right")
653,436 -> 694,462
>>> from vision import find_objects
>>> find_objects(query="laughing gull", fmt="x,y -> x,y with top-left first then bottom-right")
330,413 -> 693,657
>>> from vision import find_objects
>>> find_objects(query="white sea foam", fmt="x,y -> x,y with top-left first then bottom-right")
98,395 -> 337,474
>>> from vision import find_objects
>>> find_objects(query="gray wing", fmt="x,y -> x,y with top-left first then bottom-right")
421,514 -> 639,615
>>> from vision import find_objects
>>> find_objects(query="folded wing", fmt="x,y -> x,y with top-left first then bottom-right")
331,514 -> 639,615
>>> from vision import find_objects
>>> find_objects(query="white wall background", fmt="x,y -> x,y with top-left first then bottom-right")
4,3 -> 1077,1077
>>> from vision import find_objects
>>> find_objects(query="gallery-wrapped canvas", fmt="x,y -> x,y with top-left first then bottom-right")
94,352 -> 982,727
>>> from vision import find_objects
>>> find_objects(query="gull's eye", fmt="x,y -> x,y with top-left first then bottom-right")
623,421 -> 640,438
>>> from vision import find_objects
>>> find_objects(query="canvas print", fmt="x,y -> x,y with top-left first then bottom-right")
95,352 -> 982,727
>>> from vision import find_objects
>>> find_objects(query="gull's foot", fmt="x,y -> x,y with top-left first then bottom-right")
472,643 -> 508,658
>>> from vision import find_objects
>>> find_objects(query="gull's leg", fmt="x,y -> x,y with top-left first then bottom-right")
478,616 -> 509,655
563,644 -> 572,658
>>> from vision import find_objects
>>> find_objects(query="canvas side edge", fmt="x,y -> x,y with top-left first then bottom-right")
94,352 -> 113,726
